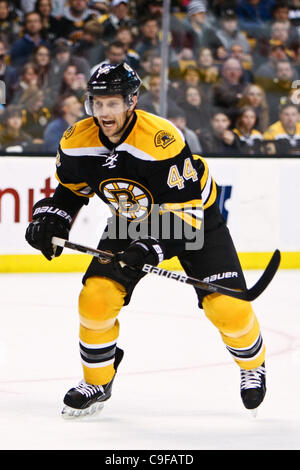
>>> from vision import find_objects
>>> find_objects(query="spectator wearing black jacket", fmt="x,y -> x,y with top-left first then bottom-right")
58,0 -> 96,42
34,0 -> 62,43
211,57 -> 248,122
199,108 -> 240,155
99,0 -> 135,45
181,0 -> 223,59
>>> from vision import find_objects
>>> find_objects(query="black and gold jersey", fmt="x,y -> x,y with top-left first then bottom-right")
263,120 -> 300,154
55,109 -> 217,257
233,128 -> 263,155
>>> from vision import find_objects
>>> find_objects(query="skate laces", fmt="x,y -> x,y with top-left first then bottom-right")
240,364 -> 266,391
75,381 -> 104,398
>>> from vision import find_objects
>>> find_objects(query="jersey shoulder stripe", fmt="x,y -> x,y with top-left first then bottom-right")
60,117 -> 101,153
59,110 -> 186,162
193,155 -> 217,209
128,109 -> 186,161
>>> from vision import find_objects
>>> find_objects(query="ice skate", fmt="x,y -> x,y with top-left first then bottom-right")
240,362 -> 266,416
62,347 -> 124,418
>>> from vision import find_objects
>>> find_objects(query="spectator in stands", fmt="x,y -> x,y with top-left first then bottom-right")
139,53 -> 163,91
134,16 -> 161,58
215,9 -> 252,57
236,0 -> 276,39
211,57 -> 248,121
238,83 -> 270,132
181,64 -> 202,87
12,62 -> 39,104
232,106 -> 263,154
199,108 -> 240,154
0,0 -> 21,45
59,0 -> 96,43
72,19 -> 105,67
99,0 -> 135,45
115,26 -> 140,69
263,59 -> 297,121
10,11 -> 49,71
229,42 -> 254,82
0,105 -> 34,152
19,87 -> 51,143
174,64 -> 202,102
49,39 -> 90,84
0,39 -> 18,104
43,93 -> 84,153
140,0 -> 186,53
174,47 -> 196,75
181,0 -> 223,59
179,84 -> 211,140
90,40 -> 127,75
137,73 -> 173,115
34,0 -> 62,43
31,44 -> 52,93
268,19 -> 298,53
51,63 -> 87,103
263,101 -> 300,154
253,23 -> 293,69
136,49 -> 154,78
196,47 -> 220,91
167,102 -> 202,154
267,2 -> 299,48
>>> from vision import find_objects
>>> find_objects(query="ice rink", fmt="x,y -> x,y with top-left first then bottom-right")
0,268 -> 299,450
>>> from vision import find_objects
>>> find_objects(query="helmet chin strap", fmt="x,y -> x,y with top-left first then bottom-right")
118,108 -> 133,135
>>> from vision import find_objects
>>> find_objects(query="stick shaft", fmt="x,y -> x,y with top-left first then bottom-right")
51,237 -> 280,301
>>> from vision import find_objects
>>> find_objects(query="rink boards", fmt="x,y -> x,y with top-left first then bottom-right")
0,156 -> 299,272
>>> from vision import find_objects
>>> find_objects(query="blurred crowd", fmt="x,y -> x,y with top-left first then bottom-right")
0,0 -> 299,155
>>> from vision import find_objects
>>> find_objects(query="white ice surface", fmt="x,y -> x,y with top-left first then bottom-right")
0,269 -> 299,450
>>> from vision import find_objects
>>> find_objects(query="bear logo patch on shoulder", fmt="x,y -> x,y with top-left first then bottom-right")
154,130 -> 175,148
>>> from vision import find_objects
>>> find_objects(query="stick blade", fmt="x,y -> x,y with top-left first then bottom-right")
243,249 -> 281,301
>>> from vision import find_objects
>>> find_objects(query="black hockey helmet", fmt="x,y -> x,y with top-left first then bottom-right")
85,62 -> 141,115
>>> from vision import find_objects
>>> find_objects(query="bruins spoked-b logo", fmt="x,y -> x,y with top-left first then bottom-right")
63,125 -> 76,139
99,178 -> 153,221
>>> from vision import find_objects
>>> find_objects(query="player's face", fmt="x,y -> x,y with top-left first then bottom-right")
93,94 -> 136,141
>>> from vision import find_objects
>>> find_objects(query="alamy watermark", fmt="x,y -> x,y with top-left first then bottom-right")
0,80 -> 5,105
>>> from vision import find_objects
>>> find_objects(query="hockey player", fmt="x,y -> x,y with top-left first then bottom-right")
25,62 -> 266,418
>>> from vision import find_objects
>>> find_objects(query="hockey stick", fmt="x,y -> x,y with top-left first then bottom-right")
52,236 -> 281,302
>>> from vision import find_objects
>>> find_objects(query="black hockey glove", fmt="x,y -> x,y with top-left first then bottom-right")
25,198 -> 72,261
115,238 -> 165,272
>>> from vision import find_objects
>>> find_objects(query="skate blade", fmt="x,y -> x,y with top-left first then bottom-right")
248,408 -> 258,418
61,402 -> 104,419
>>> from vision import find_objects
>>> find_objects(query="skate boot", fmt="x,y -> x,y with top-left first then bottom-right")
62,347 -> 124,418
240,362 -> 266,415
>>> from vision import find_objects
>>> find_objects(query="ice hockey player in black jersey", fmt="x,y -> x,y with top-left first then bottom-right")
25,62 -> 266,418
